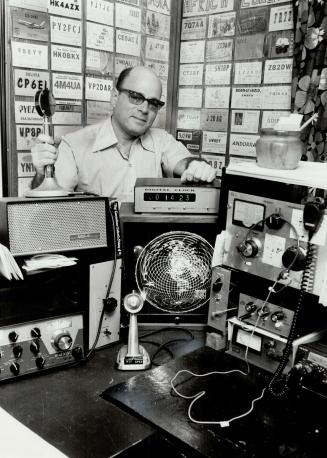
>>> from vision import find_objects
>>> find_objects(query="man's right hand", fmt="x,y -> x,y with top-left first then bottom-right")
31,134 -> 58,175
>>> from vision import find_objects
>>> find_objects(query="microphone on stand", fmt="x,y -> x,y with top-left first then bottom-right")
116,291 -> 150,371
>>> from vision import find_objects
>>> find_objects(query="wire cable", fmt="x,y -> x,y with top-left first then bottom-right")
85,203 -> 118,360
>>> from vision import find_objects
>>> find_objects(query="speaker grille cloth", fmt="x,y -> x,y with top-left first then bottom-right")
7,200 -> 108,255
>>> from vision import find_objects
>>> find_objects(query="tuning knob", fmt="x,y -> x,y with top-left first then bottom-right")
245,302 -> 256,313
35,356 -> 45,369
72,346 -> 83,360
30,340 -> 40,355
10,362 -> 20,376
271,311 -> 285,323
212,277 -> 223,292
237,238 -> 261,258
31,327 -> 41,339
8,331 -> 18,343
51,331 -> 73,351
13,345 -> 23,359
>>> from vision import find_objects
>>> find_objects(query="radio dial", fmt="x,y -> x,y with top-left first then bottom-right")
51,330 -> 73,351
237,238 -> 261,258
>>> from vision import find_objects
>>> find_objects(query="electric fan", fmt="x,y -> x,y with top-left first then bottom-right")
117,231 -> 213,371
136,231 -> 213,313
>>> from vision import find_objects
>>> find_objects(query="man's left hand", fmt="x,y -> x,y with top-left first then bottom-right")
180,160 -> 216,183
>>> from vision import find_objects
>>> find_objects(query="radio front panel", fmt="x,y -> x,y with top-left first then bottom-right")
0,314 -> 85,382
223,191 -> 327,297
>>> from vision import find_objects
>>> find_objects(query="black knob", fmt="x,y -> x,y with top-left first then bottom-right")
212,277 -> 223,292
72,346 -> 83,360
8,331 -> 18,342
35,356 -> 45,369
30,340 -> 40,355
13,345 -> 23,359
31,327 -> 41,339
265,214 -> 284,230
103,297 -> 118,313
245,302 -> 256,313
10,362 -> 20,376
282,246 -> 306,271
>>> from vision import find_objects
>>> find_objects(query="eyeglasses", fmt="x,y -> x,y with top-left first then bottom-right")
119,88 -> 165,110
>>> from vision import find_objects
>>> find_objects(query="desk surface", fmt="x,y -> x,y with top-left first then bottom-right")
0,329 -> 204,458
103,346 -> 327,458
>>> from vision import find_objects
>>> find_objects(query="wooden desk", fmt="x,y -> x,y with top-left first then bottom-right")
102,346 -> 327,458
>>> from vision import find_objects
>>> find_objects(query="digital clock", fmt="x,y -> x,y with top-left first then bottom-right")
143,192 -> 196,202
134,178 -> 220,214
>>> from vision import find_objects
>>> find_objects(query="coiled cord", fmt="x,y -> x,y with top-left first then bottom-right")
267,241 -> 317,398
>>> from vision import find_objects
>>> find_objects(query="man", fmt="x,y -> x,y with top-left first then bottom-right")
31,66 -> 216,202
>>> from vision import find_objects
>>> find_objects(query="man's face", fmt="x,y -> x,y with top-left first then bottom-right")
113,68 -> 162,138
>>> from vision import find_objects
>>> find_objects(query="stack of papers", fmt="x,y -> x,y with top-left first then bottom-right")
22,254 -> 77,272
0,243 -> 23,280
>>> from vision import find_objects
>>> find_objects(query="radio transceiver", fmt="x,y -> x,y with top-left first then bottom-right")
134,178 -> 220,214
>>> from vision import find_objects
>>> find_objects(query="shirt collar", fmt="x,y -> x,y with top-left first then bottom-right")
89,118 -> 156,154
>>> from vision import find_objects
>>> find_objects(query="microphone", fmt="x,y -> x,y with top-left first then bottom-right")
26,88 -> 68,198
116,291 -> 150,371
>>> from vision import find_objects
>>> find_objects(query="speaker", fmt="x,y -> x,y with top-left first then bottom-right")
120,202 -> 218,327
0,196 -> 110,256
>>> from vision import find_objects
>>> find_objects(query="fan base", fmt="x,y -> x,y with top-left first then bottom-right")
116,345 -> 150,371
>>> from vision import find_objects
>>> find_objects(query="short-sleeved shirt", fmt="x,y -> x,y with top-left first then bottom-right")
54,118 -> 190,202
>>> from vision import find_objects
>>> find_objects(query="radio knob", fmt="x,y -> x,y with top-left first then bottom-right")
265,214 -> 284,230
35,356 -> 45,369
10,362 -> 20,376
72,346 -> 83,360
8,331 -> 18,343
31,327 -> 41,339
212,277 -> 223,292
30,340 -> 40,355
245,302 -> 256,313
13,345 -> 23,359
271,311 -> 285,323
237,238 -> 261,258
52,332 -> 73,351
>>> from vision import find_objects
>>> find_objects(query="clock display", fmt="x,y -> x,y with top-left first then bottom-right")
144,192 -> 196,202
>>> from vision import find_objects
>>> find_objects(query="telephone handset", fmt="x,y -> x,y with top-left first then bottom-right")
267,196 -> 326,398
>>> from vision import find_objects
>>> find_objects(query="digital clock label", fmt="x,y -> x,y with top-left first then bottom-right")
144,192 -> 196,202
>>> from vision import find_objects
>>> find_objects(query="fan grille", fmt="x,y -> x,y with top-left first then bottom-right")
136,231 -> 213,313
